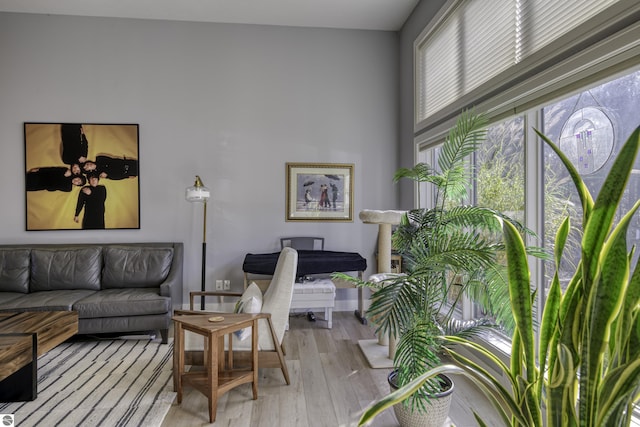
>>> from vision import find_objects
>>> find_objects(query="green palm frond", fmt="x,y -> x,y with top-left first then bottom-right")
465,264 -> 516,332
441,165 -> 471,202
393,205 -> 517,258
366,274 -> 442,339
408,231 -> 500,272
393,163 -> 435,184
394,317 -> 444,411
439,110 -> 488,173
440,205 -> 502,230
440,317 -> 496,337
395,318 -> 442,376
393,110 -> 488,211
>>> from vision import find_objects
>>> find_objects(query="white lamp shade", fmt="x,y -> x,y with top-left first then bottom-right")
185,176 -> 210,203
186,187 -> 210,202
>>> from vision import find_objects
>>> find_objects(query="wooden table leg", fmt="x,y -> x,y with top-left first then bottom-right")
251,319 -> 258,399
228,334 -> 234,370
208,331 -> 219,423
218,335 -> 226,371
173,321 -> 184,404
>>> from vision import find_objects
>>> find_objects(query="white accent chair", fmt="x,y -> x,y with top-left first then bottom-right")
182,247 -> 298,384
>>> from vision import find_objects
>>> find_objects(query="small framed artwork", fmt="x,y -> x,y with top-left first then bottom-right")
24,122 -> 140,231
286,162 -> 354,222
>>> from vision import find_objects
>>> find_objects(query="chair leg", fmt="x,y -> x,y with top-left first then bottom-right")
275,343 -> 290,385
266,316 -> 290,385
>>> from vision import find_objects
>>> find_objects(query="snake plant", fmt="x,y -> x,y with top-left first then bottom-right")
357,125 -> 640,426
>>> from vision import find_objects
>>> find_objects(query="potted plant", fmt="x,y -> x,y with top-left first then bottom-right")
356,125 -> 640,427
337,111 -> 541,426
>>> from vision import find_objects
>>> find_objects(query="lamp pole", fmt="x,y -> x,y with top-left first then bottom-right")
186,175 -> 210,310
201,198 -> 207,310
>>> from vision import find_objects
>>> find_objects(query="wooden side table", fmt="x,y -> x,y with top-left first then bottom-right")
172,312 -> 267,423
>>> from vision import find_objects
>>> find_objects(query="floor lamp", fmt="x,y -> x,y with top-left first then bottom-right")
186,175 -> 210,310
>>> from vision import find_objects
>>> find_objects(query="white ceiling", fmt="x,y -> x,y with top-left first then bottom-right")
0,0 -> 419,31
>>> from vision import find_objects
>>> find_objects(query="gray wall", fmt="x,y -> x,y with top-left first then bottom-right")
0,12 -> 402,309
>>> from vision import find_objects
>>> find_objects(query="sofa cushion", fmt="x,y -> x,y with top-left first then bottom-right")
72,288 -> 171,318
0,249 -> 31,293
0,289 -> 96,312
102,247 -> 173,289
31,248 -> 102,291
0,292 -> 28,309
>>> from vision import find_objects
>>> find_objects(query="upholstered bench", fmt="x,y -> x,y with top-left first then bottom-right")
290,279 -> 335,328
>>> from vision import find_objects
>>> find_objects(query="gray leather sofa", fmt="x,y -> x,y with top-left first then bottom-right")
0,242 -> 182,344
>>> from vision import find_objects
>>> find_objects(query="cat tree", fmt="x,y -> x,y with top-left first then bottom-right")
358,209 -> 405,369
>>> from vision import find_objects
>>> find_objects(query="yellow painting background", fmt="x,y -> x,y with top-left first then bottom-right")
25,123 -> 139,230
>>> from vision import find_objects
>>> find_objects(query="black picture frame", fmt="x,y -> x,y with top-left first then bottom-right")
24,122 -> 140,231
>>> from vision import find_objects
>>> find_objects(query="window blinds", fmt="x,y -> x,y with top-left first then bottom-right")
524,0 -> 618,55
416,0 -> 621,127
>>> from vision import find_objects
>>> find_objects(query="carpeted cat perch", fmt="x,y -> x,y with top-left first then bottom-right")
358,209 -> 405,369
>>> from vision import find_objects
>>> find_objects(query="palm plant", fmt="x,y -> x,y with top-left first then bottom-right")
357,125 -> 640,427
337,111 -> 542,416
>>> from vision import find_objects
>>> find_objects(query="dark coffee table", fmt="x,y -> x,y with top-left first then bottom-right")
0,311 -> 78,401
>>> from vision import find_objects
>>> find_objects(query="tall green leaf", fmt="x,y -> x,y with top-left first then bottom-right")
502,218 -> 542,425
533,129 -> 594,221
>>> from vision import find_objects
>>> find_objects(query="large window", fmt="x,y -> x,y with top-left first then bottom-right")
417,68 -> 640,331
541,70 -> 640,292
414,0 -> 640,332
476,117 -> 525,223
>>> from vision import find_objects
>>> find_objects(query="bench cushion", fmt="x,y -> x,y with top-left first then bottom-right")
293,279 -> 336,295
291,279 -> 336,309
102,247 -> 173,289
0,249 -> 31,293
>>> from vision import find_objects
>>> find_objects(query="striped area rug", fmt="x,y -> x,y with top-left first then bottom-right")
0,337 -> 176,427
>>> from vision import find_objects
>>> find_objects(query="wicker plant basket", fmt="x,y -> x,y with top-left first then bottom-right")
388,371 -> 454,427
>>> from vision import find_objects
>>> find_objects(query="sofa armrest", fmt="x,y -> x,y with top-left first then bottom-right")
189,291 -> 242,310
159,243 -> 183,299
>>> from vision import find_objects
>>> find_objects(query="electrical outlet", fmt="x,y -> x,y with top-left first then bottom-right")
215,280 -> 223,290
223,279 -> 231,290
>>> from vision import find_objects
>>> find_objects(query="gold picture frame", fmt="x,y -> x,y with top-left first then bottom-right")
286,162 -> 353,222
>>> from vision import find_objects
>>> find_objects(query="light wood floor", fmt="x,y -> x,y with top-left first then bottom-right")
162,311 -> 502,427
